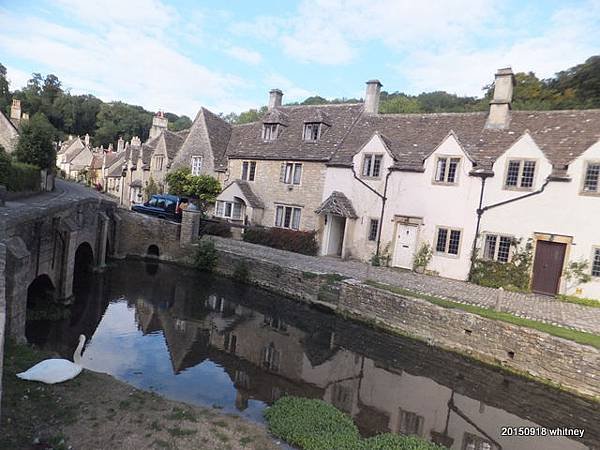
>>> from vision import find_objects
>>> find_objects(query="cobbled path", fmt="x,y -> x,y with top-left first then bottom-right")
210,236 -> 600,335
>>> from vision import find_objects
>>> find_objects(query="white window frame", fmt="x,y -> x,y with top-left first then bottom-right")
482,233 -> 513,263
434,226 -> 462,257
274,204 -> 301,230
215,200 -> 243,220
281,162 -> 302,185
241,161 -> 257,181
503,158 -> 537,190
191,156 -> 202,176
367,218 -> 379,242
581,161 -> 600,195
303,122 -> 321,141
433,155 -> 461,185
153,155 -> 164,171
361,153 -> 383,178
262,123 -> 279,141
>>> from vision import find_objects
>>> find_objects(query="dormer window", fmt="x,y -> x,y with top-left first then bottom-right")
262,123 -> 279,141
504,159 -> 536,190
303,122 -> 321,141
362,154 -> 383,178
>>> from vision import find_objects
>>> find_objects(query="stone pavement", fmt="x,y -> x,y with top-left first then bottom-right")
210,236 -> 600,335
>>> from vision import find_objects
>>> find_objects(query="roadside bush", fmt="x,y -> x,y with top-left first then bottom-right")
194,240 -> 218,272
264,397 -> 445,450
199,219 -> 232,238
470,239 -> 533,291
243,227 -> 318,255
232,260 -> 250,283
3,161 -> 40,192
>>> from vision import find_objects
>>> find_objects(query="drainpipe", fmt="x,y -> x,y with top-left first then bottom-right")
468,175 -> 551,280
350,166 -> 392,256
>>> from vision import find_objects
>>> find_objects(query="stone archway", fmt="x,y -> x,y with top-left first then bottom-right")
147,244 -> 160,259
25,274 -> 56,343
73,242 -> 94,292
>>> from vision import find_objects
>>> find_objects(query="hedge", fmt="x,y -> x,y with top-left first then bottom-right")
198,219 -> 233,238
243,226 -> 318,255
0,159 -> 40,193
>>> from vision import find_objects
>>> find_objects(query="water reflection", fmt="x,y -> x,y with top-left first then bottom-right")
27,261 -> 599,450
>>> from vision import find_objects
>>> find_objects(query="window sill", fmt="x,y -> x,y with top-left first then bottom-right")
434,252 -> 460,259
503,186 -> 534,192
579,190 -> 600,197
432,181 -> 459,186
360,176 -> 382,181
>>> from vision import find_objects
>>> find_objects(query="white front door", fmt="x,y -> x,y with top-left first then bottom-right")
393,224 -> 418,269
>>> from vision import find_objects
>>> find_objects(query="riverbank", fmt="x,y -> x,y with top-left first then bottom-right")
1,340 -> 280,450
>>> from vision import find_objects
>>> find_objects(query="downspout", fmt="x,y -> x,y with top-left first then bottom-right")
468,176 -> 551,280
350,166 -> 391,256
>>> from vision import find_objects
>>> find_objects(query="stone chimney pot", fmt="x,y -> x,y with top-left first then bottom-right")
268,89 -> 283,110
364,80 -> 382,114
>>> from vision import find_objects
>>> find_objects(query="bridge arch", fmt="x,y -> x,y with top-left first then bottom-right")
147,244 -> 160,259
73,241 -> 94,291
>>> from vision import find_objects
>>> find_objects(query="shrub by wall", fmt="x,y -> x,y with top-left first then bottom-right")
1,161 -> 40,192
243,226 -> 318,256
198,219 -> 233,238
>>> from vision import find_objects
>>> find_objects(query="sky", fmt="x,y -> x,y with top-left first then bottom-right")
0,0 -> 599,117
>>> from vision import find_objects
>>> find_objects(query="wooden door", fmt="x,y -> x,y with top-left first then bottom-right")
531,241 -> 566,295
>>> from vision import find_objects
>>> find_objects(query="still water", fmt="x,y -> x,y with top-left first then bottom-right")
27,260 -> 599,450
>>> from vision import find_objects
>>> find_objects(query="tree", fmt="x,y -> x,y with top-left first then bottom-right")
168,115 -> 192,132
14,112 -> 57,169
165,167 -> 221,212
0,63 -> 10,115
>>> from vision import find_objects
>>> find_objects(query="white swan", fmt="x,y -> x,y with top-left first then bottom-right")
17,334 -> 86,384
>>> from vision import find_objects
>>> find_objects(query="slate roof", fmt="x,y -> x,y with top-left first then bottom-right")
332,109 -> 600,172
235,180 -> 265,208
226,104 -> 364,161
106,154 -> 126,177
315,191 -> 358,218
202,108 -> 232,170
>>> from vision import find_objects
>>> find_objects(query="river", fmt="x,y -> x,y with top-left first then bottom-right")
25,260 -> 599,450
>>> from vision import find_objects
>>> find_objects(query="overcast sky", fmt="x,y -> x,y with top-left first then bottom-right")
1,0 -> 599,117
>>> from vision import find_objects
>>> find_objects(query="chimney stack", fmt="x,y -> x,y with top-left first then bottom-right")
117,136 -> 124,152
268,89 -> 283,110
364,80 -> 382,114
486,67 -> 515,129
149,111 -> 168,139
131,136 -> 141,147
10,99 -> 22,126
84,133 -> 90,147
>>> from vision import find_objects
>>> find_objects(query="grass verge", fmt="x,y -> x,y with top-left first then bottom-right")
557,294 -> 600,308
364,280 -> 600,349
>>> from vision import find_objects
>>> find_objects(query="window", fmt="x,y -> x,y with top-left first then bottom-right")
331,384 -> 353,413
504,159 -> 536,189
592,248 -> 600,277
215,200 -> 243,219
362,154 -> 383,178
303,122 -> 321,141
582,162 -> 600,193
153,155 -> 164,171
262,123 -> 279,141
483,234 -> 512,263
241,161 -> 257,181
224,333 -> 237,354
368,219 -> 379,241
435,227 -> 461,256
191,156 -> 202,175
434,156 -> 461,184
280,162 -> 302,185
261,343 -> 280,372
398,408 -> 424,437
275,205 -> 301,230
462,433 -> 495,450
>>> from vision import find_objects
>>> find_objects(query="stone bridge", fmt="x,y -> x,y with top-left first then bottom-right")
0,180 -> 118,343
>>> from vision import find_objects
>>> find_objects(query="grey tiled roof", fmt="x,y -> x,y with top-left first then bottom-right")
107,154 -> 126,177
202,108 -> 232,170
333,109 -> 600,171
315,191 -> 357,218
233,180 -> 265,208
226,103 -> 364,161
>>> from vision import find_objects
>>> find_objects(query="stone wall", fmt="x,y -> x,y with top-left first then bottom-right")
211,245 -> 600,399
0,242 -> 6,420
114,208 -> 194,264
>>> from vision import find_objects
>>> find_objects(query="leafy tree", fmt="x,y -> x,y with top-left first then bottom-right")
222,106 -> 268,124
0,144 -> 10,185
14,112 -> 57,169
168,115 -> 192,131
144,176 -> 161,200
0,63 -> 10,115
95,102 -> 153,146
165,167 -> 221,211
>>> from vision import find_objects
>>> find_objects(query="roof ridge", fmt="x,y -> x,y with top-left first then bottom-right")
280,102 -> 363,109
513,108 -> 600,114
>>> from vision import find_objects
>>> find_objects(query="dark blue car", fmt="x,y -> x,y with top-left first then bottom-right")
131,194 -> 188,222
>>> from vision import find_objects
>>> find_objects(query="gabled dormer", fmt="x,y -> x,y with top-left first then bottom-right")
262,109 -> 289,142
302,110 -> 331,142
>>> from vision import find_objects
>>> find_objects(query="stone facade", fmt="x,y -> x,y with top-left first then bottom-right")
0,110 -> 18,153
223,159 -> 327,231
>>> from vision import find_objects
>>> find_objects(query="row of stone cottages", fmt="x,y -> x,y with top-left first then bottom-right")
62,68 -> 600,298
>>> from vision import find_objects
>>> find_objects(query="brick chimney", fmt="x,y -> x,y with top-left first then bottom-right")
364,80 -> 382,114
268,89 -> 283,110
117,136 -> 124,152
486,67 -> 516,129
149,111 -> 168,139
10,99 -> 21,126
